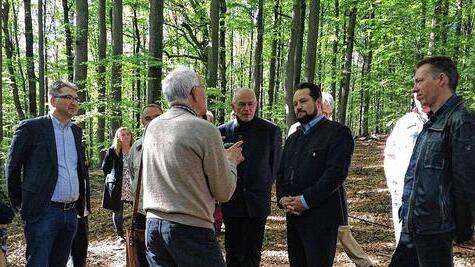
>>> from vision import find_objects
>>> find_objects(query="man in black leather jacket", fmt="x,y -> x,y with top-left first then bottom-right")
390,56 -> 475,267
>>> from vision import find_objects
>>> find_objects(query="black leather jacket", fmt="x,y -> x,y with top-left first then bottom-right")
401,95 -> 475,242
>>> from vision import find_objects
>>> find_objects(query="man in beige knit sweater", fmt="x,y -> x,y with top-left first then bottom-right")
142,66 -> 244,267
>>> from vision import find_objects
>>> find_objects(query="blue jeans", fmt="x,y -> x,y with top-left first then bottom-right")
113,201 -> 124,237
145,218 -> 225,267
24,206 -> 78,267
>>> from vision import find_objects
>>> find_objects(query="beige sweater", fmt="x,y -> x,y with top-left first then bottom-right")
142,107 -> 237,229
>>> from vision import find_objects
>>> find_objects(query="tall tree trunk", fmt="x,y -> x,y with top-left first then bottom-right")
229,28 -> 234,91
207,0 -> 219,92
275,18 -> 284,105
416,0 -> 427,60
248,24 -> 254,88
268,0 -> 280,108
2,1 -> 24,120
429,0 -> 448,54
147,0 -> 163,104
252,0 -> 264,105
331,0 -> 340,98
96,0 -> 106,164
316,5 -> 325,87
111,0 -> 123,134
336,4 -> 357,124
74,0 -> 88,106
294,0 -> 306,85
285,0 -> 304,126
62,0 -> 73,81
0,0 -> 3,144
24,0 -> 37,117
12,1 -> 26,101
133,6 -> 141,129
362,25 -> 373,135
305,0 -> 320,83
38,0 -> 45,114
218,0 -> 227,124
453,0 -> 463,63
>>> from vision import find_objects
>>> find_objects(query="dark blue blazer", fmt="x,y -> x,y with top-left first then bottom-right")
5,115 -> 90,223
219,117 -> 282,217
276,118 -> 354,227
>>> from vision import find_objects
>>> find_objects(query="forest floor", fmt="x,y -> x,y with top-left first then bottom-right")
6,138 -> 475,266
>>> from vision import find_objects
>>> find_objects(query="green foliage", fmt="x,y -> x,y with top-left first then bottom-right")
2,0 -> 475,163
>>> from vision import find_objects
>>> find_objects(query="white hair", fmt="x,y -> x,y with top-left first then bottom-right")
162,66 -> 200,104
321,92 -> 334,110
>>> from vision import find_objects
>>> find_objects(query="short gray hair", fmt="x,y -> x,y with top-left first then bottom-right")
48,80 -> 78,96
162,66 -> 200,104
322,92 -> 334,110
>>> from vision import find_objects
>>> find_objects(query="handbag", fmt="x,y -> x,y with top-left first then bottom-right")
125,138 -> 148,267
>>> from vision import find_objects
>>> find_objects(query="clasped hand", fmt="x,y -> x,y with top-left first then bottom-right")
281,195 -> 306,216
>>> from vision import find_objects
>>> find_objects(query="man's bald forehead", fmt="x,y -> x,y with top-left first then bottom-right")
232,88 -> 256,103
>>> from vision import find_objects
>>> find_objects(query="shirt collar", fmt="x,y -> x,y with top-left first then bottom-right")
172,105 -> 197,116
428,94 -> 457,122
301,115 -> 324,134
50,114 -> 73,129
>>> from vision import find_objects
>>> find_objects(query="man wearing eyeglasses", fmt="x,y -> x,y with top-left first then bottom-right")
6,80 -> 89,266
219,88 -> 282,267
142,66 -> 244,266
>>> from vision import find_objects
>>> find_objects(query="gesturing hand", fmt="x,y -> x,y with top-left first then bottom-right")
226,140 -> 245,165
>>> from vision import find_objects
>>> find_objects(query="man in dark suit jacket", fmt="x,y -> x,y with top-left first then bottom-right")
5,80 -> 90,267
70,152 -> 91,267
276,82 -> 354,267
219,88 -> 282,267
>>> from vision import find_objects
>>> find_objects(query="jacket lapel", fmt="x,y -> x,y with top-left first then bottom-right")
45,116 -> 58,165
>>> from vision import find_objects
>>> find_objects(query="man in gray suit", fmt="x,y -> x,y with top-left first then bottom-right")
6,80 -> 89,267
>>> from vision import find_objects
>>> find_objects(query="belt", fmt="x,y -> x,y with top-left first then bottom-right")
50,201 -> 77,210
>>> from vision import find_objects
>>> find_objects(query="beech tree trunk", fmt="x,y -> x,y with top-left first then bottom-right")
336,4 -> 357,125
147,0 -> 163,104
252,0 -> 264,105
111,0 -> 123,134
96,0 -> 107,163
62,0 -> 73,81
24,0 -> 37,117
305,0 -> 320,83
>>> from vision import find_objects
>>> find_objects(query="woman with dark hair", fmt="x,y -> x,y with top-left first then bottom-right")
102,127 -> 134,242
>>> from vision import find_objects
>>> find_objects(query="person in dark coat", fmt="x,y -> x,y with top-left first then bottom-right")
219,88 -> 282,267
0,191 -> 14,267
276,82 -> 354,267
69,153 -> 91,267
102,127 -> 134,242
5,80 -> 89,266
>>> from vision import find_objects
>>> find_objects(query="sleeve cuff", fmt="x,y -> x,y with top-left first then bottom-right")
300,195 -> 310,210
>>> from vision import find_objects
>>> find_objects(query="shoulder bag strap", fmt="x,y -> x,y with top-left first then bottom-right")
131,125 -> 148,231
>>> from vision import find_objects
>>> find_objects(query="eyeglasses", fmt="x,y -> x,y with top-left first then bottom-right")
54,94 -> 81,103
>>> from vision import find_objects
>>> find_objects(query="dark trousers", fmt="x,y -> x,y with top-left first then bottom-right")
24,206 -> 77,267
286,217 -> 338,267
223,216 -> 267,267
389,232 -> 453,267
70,216 -> 89,267
132,213 -> 148,267
145,218 -> 225,267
